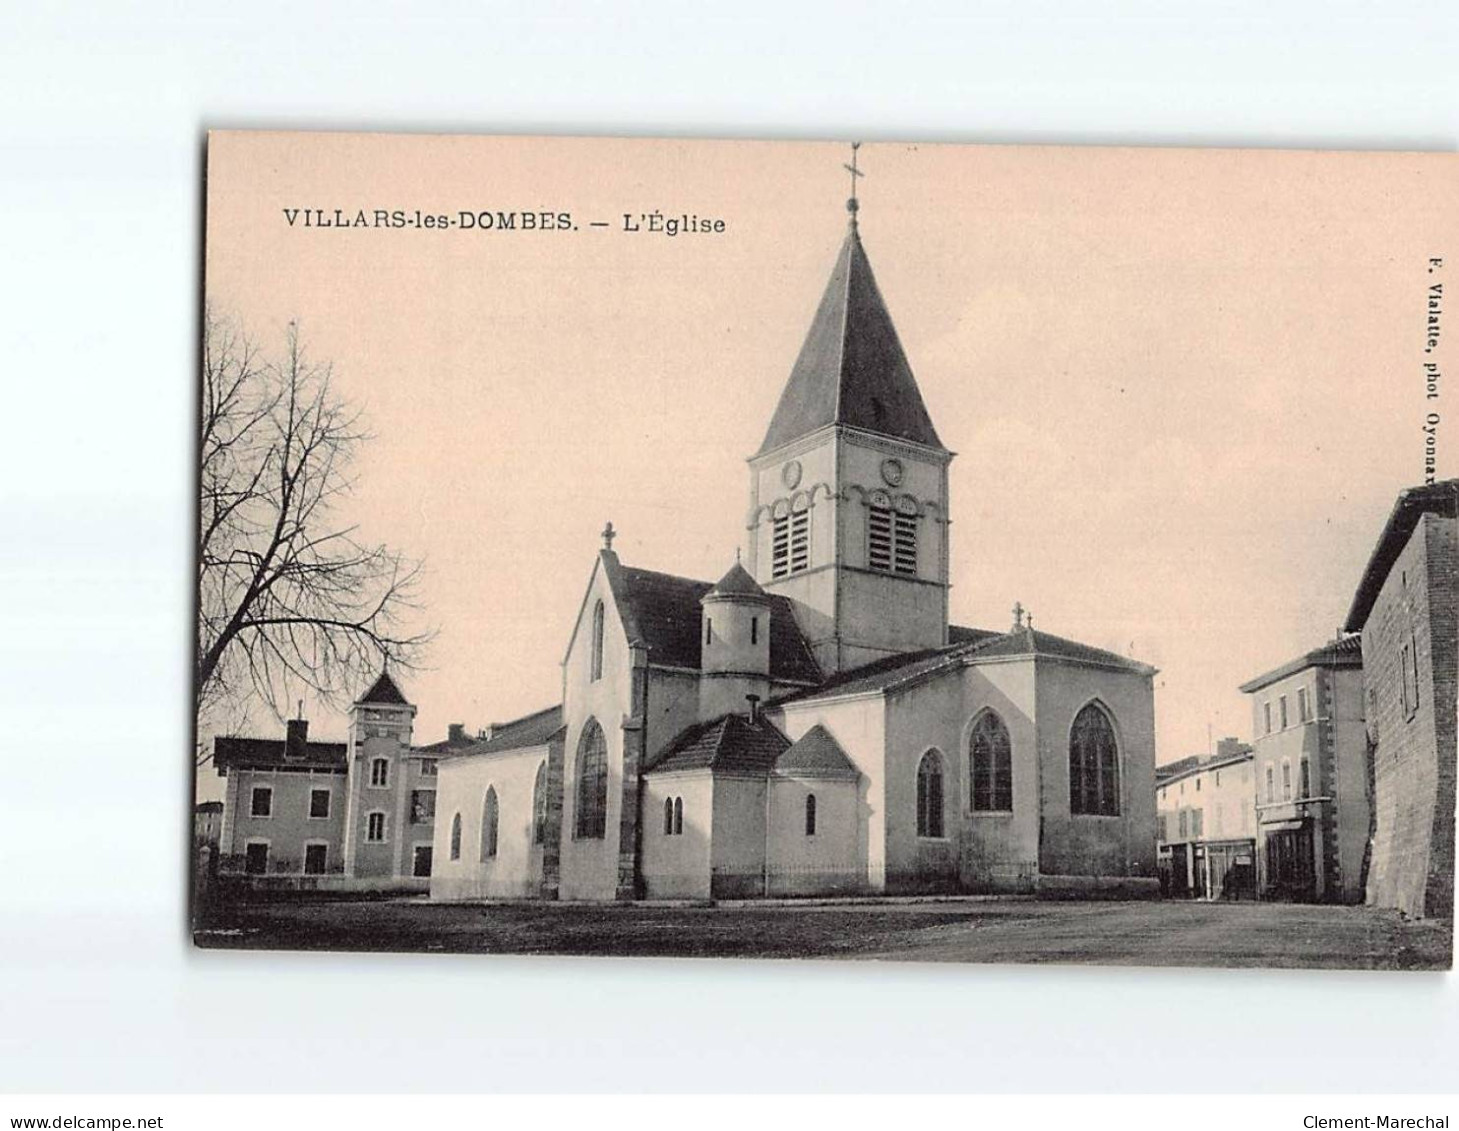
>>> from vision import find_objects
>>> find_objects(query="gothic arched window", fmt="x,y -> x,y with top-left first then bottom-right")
575,719 -> 608,839
531,762 -> 548,845
1069,702 -> 1120,816
481,787 -> 499,860
449,812 -> 462,860
805,793 -> 817,836
970,711 -> 1013,812
916,749 -> 945,838
663,796 -> 674,836
590,600 -> 605,682
673,796 -> 683,836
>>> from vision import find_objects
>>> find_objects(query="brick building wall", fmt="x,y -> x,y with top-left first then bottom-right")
1362,512 -> 1457,920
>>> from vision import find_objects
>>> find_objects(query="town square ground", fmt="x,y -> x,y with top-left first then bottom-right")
195,897 -> 1452,971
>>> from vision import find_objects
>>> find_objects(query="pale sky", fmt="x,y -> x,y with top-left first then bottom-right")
202,132 -> 1457,785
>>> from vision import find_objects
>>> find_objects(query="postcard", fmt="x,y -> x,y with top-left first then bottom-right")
195,132 -> 1456,969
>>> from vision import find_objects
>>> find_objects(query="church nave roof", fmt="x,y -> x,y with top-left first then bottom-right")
770,622 -> 1153,707
443,704 -> 565,760
604,560 -> 822,685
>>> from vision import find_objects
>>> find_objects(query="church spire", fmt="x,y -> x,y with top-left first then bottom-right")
755,150 -> 945,458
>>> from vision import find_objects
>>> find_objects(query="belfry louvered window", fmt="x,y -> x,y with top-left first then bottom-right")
868,506 -> 917,575
771,511 -> 810,579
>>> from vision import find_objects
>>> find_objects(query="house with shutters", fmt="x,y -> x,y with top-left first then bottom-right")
1238,636 -> 1370,904
428,196 -> 1159,902
212,672 -> 452,889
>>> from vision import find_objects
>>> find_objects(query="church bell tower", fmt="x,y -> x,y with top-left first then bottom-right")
745,150 -> 953,676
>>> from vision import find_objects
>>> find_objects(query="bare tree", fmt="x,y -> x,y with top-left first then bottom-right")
197,309 -> 430,755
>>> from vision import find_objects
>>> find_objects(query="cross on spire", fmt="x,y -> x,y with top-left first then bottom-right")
1012,601 -> 1026,631
843,141 -> 863,225
601,521 -> 616,552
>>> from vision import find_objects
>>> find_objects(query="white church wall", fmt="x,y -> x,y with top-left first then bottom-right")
883,674 -> 963,891
837,569 -> 947,668
761,566 -> 838,668
1034,662 -> 1158,881
958,659 -> 1042,889
646,668 -> 703,761
429,746 -> 546,901
710,776 -> 769,898
559,557 -> 636,901
641,771 -> 714,899
766,774 -> 862,895
773,696 -> 885,889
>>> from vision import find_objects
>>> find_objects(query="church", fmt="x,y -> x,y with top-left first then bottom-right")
429,196 -> 1159,902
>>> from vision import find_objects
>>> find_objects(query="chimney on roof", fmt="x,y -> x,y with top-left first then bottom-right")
746,694 -> 761,725
285,717 -> 308,760
448,723 -> 466,745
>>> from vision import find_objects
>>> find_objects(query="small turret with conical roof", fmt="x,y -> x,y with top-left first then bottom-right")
699,555 -> 773,718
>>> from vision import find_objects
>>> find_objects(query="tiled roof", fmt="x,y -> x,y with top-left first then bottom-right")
770,644 -> 964,705
1156,755 -> 1203,783
1238,634 -> 1363,694
1156,747 -> 1252,787
1344,479 -> 1459,632
645,713 -> 790,777
756,224 -> 945,457
775,725 -> 860,779
413,730 -> 480,754
966,627 -> 1155,674
448,705 -> 564,759
358,670 -> 409,705
607,560 -> 821,685
213,735 -> 347,771
948,624 -> 1000,647
772,623 -> 1151,706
